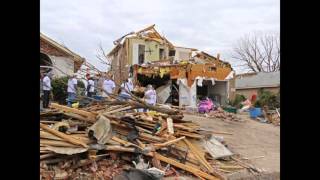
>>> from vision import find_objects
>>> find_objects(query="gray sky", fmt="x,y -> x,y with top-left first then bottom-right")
40,0 -> 279,72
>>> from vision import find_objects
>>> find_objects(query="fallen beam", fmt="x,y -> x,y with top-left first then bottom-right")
153,153 -> 219,180
40,123 -> 88,148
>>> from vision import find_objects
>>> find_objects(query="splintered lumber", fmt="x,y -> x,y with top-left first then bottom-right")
40,139 -> 80,148
111,136 -> 142,149
135,126 -> 153,134
167,118 -> 174,134
153,153 -> 219,180
231,157 -> 262,173
50,103 -> 96,121
210,131 -> 233,135
151,152 -> 163,170
40,131 -> 62,141
103,106 -> 132,115
40,131 -> 90,143
136,139 -> 146,149
154,136 -> 185,148
218,165 -> 244,170
64,112 -> 95,123
173,124 -> 197,132
183,139 -> 214,173
176,130 -> 204,139
40,153 -> 57,160
40,123 -> 88,148
105,145 -> 135,152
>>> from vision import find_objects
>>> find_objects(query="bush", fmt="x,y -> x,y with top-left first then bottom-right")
254,89 -> 280,109
228,94 -> 246,108
51,76 -> 85,104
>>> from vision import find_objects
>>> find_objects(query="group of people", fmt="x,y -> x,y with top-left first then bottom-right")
41,71 -> 157,111
41,72 -> 81,108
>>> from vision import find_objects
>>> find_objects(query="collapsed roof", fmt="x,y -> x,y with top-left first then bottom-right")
107,24 -> 174,57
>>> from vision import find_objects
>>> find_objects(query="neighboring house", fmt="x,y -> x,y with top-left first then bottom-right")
40,33 -> 85,77
235,71 -> 280,98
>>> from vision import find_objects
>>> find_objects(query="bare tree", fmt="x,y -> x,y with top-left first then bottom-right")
96,42 -> 111,67
232,33 -> 280,72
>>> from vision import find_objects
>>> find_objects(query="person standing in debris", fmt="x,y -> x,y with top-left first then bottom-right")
42,71 -> 53,108
102,74 -> 116,98
143,84 -> 157,112
118,87 -> 131,101
121,78 -> 134,94
87,76 -> 95,98
67,73 -> 78,107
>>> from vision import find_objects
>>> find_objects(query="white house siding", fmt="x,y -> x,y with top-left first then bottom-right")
49,56 -> 75,78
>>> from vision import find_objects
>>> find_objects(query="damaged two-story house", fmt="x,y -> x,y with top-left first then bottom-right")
107,24 -> 236,108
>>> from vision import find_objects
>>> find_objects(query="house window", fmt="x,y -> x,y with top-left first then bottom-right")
208,66 -> 216,71
169,50 -> 176,57
138,45 -> 145,64
159,48 -> 165,60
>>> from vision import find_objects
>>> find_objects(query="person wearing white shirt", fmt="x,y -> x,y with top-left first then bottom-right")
102,76 -> 116,97
42,71 -> 53,108
67,74 -> 78,107
121,78 -> 134,93
87,77 -> 95,98
144,84 -> 157,112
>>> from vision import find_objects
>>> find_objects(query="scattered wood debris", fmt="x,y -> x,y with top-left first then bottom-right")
40,97 -> 259,179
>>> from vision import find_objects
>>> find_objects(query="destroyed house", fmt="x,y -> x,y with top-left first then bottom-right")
133,59 -> 235,107
107,24 -> 176,85
40,33 -> 85,77
108,25 -> 236,107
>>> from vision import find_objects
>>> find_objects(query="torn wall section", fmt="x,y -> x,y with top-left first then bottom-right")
178,78 -> 197,108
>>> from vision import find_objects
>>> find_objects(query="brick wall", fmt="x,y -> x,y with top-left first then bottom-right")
40,38 -> 70,57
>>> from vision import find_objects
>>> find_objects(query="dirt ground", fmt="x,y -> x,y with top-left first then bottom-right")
183,113 -> 280,180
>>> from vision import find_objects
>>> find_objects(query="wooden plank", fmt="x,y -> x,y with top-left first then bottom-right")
40,123 -> 88,148
154,136 -> 185,148
40,153 -> 57,160
183,139 -> 214,173
105,145 -> 135,152
103,106 -> 132,115
40,139 -> 80,147
50,103 -> 96,121
64,112 -> 95,123
153,153 -> 219,180
167,118 -> 174,134
111,136 -> 142,150
176,130 -> 203,139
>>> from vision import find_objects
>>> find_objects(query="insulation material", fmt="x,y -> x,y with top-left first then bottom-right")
178,78 -> 197,107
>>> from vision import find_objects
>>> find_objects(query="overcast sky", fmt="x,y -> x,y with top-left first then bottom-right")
40,0 -> 279,72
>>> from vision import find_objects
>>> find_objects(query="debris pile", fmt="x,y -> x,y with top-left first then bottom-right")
205,108 -> 243,122
40,97 -> 259,180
